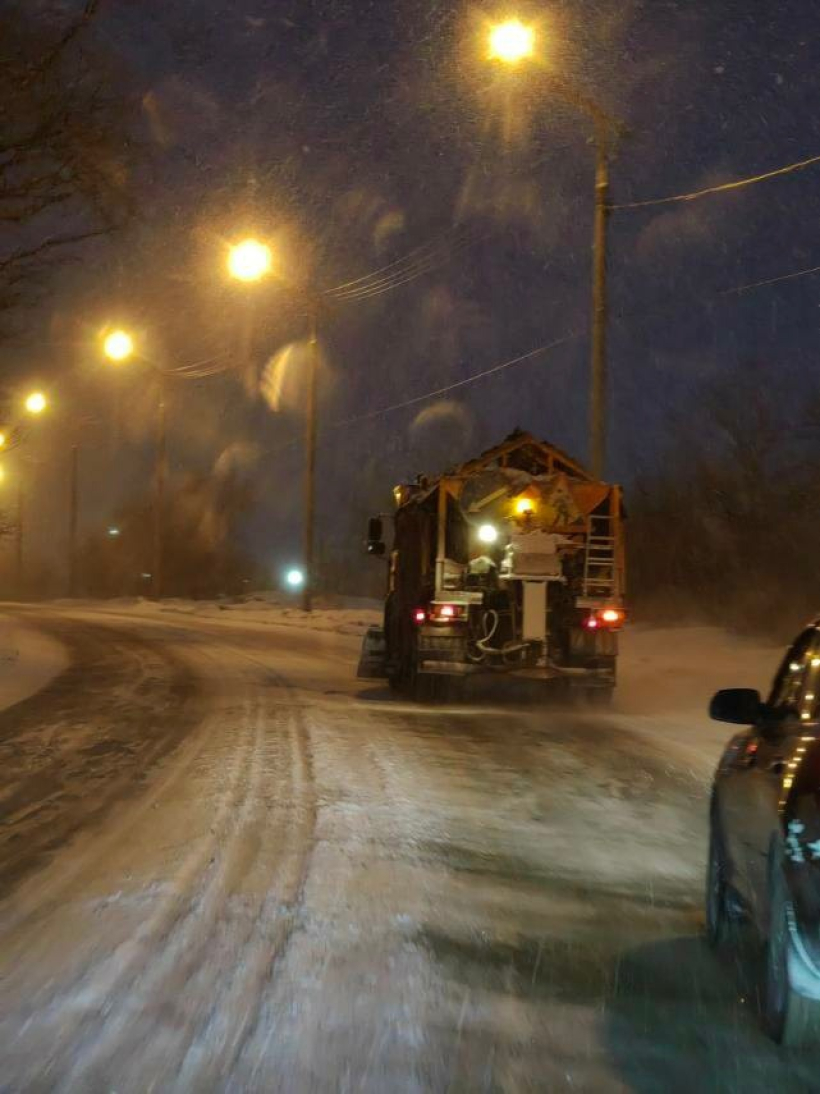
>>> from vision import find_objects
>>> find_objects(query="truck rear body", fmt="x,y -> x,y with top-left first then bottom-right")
358,430 -> 626,699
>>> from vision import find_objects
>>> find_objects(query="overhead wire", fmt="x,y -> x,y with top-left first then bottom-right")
324,223 -> 475,295
611,150 -> 820,211
722,261 -> 820,296
324,223 -> 487,301
329,334 -> 575,430
262,332 -> 576,461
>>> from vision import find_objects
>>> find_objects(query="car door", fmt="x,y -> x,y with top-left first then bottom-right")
733,628 -> 820,924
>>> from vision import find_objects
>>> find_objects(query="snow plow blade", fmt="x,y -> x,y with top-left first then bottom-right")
357,626 -> 388,679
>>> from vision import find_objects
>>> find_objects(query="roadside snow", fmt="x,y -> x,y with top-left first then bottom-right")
53,593 -> 382,639
50,597 -> 784,779
0,613 -> 68,712
614,624 -> 781,779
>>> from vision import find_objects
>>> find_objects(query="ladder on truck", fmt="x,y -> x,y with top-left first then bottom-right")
582,514 -> 618,600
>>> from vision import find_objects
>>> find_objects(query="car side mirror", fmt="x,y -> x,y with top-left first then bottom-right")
709,688 -> 763,725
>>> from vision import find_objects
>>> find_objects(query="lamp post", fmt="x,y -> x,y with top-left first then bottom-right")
486,19 -> 621,478
12,390 -> 50,596
102,328 -> 167,600
227,239 -> 320,612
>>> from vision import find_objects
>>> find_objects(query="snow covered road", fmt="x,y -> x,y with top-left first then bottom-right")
1,607 -> 817,1091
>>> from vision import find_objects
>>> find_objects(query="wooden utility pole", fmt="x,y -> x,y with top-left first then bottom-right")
589,120 -> 611,480
15,480 -> 24,597
68,444 -> 79,596
153,374 -> 167,601
302,304 -> 319,612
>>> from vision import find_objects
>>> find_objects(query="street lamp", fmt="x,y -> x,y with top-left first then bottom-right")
9,392 -> 50,596
103,329 -> 135,363
485,18 -> 620,478
25,391 -> 47,415
227,239 -> 272,282
228,239 -> 320,612
285,567 -> 305,589
100,327 -> 167,601
488,19 -> 535,64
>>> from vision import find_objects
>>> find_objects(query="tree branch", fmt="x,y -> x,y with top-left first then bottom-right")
39,0 -> 102,73
0,225 -> 112,272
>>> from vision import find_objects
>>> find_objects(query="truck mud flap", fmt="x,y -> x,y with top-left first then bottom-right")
357,626 -> 388,679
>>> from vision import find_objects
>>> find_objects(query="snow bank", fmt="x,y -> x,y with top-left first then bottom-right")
0,614 -> 68,713
55,593 -> 383,639
614,624 -> 782,779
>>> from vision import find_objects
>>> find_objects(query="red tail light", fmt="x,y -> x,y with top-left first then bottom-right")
584,608 -> 625,631
413,608 -> 427,624
429,603 -> 466,624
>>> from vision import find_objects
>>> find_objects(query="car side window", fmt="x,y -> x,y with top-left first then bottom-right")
768,629 -> 820,723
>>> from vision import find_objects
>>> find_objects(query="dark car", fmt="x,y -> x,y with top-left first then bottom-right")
708,620 -> 820,1045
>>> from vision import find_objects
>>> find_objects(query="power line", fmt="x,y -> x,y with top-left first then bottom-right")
324,223 -> 485,302
611,150 -> 820,211
161,351 -> 236,380
324,224 -> 472,295
722,261 -> 820,296
330,241 -> 485,303
262,334 -> 575,459
330,334 -> 575,430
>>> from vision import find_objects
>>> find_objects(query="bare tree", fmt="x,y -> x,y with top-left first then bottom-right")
0,1 -> 137,326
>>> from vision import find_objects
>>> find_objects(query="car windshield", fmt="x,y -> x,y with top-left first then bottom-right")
3,1 -> 820,1088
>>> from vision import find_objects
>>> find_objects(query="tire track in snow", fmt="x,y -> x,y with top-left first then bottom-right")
48,649 -> 317,1092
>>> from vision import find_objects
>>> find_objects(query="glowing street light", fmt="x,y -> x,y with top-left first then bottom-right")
227,236 -> 320,611
285,567 -> 305,589
228,239 -> 272,282
103,328 -> 135,362
488,19 -> 535,65
478,523 -> 499,545
25,391 -> 47,415
108,527 -> 121,538
480,17 -> 619,477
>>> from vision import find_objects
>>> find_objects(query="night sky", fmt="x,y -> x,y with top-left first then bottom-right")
11,0 -> 820,584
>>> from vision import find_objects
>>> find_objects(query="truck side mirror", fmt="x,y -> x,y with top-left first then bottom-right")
368,517 -> 383,542
366,516 -> 385,557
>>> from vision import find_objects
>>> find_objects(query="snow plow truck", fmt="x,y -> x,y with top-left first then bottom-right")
357,430 -> 626,702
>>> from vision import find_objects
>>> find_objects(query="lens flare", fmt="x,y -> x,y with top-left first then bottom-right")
228,239 -> 272,282
488,19 -> 535,65
25,392 -> 47,415
103,329 -> 134,362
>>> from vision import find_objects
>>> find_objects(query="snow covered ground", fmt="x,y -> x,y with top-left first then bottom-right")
55,596 -> 785,775
0,613 -> 68,712
615,623 -> 781,778
0,604 -> 810,1092
54,592 -> 383,638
